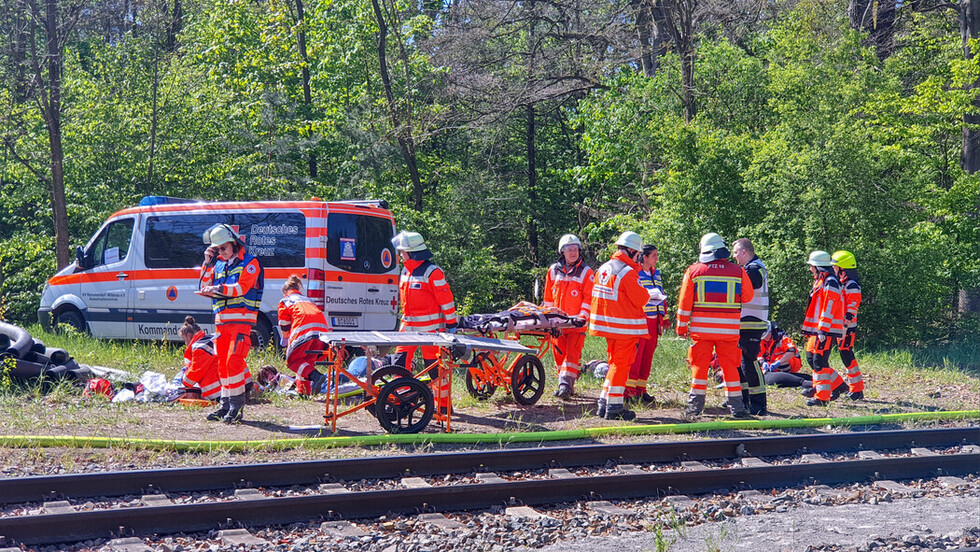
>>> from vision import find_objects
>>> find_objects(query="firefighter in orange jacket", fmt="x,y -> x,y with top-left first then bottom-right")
589,231 -> 651,421
278,275 -> 330,396
200,224 -> 264,423
676,233 -> 754,418
544,234 -> 594,400
801,251 -> 846,406
391,231 -> 457,413
177,316 -> 221,401
832,250 -> 864,400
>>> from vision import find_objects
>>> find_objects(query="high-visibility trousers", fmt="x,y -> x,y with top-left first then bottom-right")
552,332 -> 586,386
626,316 -> 661,397
287,338 -> 325,381
837,329 -> 864,392
216,323 -> 251,399
806,335 -> 841,401
601,337 -> 639,408
688,339 -> 742,402
394,340 -> 445,410
738,329 -> 766,397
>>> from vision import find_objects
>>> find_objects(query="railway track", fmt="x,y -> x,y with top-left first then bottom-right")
0,427 -> 977,547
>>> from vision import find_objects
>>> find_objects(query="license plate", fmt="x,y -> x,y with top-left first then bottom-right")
331,316 -> 359,328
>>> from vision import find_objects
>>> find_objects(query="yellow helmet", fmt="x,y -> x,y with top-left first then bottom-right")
832,250 -> 857,269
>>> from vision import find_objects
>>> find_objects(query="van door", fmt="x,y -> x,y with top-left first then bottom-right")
324,210 -> 398,330
79,216 -> 137,339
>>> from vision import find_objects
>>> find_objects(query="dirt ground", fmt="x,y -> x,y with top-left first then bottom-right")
5,369 -> 977,444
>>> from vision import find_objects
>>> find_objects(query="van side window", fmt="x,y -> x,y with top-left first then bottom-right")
87,219 -> 134,267
326,213 -> 396,274
145,213 -> 306,268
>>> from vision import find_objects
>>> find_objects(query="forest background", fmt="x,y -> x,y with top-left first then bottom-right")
0,0 -> 977,346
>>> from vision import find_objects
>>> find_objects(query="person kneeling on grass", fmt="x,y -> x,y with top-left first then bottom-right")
278,275 -> 330,396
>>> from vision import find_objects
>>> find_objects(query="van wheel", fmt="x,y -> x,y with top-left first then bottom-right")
54,309 -> 87,334
251,317 -> 273,350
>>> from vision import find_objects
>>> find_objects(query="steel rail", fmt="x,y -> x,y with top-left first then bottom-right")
1,427 -> 976,505
0,452 -> 976,546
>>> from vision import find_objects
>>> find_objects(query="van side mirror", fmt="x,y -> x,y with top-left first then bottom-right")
75,246 -> 87,269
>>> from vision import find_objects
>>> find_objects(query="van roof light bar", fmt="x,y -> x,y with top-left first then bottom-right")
138,196 -> 200,206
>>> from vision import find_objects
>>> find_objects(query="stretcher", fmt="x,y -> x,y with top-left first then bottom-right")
457,329 -> 552,405
315,331 -> 534,434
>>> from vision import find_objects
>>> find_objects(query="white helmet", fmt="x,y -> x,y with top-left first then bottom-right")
614,231 -> 643,252
558,233 -> 581,253
203,224 -> 241,246
698,232 -> 727,262
391,230 -> 428,253
807,250 -> 833,267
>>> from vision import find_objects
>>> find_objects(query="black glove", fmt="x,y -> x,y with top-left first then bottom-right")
845,313 -> 854,322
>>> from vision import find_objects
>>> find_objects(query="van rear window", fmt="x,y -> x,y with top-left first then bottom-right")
326,213 -> 396,274
145,213 -> 306,268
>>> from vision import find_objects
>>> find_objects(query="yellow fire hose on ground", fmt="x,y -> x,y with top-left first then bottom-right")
0,410 -> 976,453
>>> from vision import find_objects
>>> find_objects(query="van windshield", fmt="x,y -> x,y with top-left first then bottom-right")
145,213 -> 306,268
326,213 -> 396,274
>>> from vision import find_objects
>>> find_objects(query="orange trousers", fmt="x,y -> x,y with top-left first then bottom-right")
837,329 -> 864,393
806,335 -> 843,401
215,323 -> 251,399
552,332 -> 586,386
688,339 -> 742,400
601,337 -> 639,408
394,344 -> 448,410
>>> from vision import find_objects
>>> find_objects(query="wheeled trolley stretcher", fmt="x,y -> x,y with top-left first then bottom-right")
315,331 -> 534,434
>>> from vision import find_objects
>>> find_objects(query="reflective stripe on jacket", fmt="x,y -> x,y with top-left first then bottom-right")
841,275 -> 861,329
542,260 -> 594,333
588,251 -> 650,338
638,268 -> 667,318
740,257 -> 769,330
181,331 -> 221,399
201,250 -> 264,326
802,271 -> 845,337
399,259 -> 457,332
278,290 -> 330,357
676,259 -> 753,341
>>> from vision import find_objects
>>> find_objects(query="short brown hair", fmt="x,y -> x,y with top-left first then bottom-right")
733,238 -> 755,255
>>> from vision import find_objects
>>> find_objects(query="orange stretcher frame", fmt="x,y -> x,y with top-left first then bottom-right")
314,331 -> 534,434
457,329 -> 554,405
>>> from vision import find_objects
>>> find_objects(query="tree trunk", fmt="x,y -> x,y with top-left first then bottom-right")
848,0 -> 897,60
633,0 -> 656,77
295,0 -> 317,179
526,104 -> 539,267
44,0 -> 70,269
370,0 -> 424,210
961,0 -> 980,173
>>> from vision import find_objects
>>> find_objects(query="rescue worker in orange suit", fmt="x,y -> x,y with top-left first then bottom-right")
391,231 -> 458,414
676,233 -> 754,418
177,315 -> 221,401
758,322 -> 810,388
731,238 -> 769,415
625,244 -> 669,404
545,234 -> 594,400
800,251 -> 846,406
278,275 -> 330,396
589,231 -> 652,421
200,223 -> 264,423
831,250 -> 864,400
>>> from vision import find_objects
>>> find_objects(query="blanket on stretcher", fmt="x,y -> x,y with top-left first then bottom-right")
460,301 -> 587,334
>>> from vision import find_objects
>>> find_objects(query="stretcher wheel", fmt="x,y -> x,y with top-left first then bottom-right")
510,354 -> 545,405
464,353 -> 497,400
366,365 -> 414,418
376,377 -> 434,434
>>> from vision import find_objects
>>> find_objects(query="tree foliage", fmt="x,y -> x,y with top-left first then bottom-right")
0,0 -> 976,344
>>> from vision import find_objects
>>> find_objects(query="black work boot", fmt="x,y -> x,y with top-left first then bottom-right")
596,399 -> 607,418
604,405 -> 636,421
206,397 -> 230,421
554,383 -> 573,400
684,393 -> 705,419
748,393 -> 768,416
222,394 -> 245,424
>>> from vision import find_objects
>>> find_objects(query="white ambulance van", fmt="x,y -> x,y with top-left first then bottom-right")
38,196 -> 400,347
